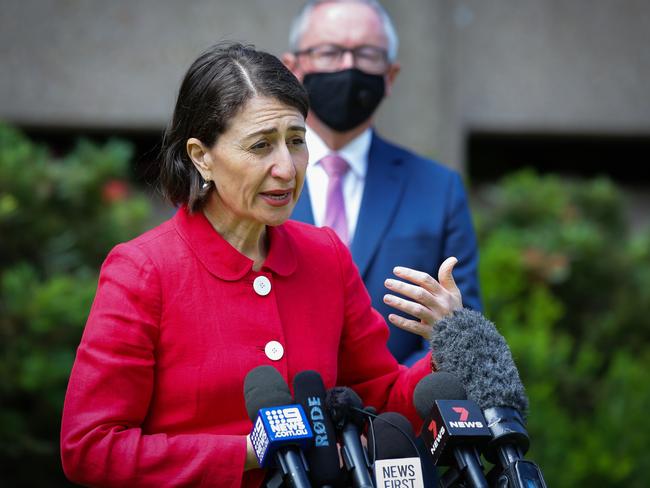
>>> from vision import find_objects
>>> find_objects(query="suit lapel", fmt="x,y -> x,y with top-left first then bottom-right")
351,133 -> 407,277
291,183 -> 315,224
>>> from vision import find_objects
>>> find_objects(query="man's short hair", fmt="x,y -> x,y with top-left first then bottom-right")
288,0 -> 399,62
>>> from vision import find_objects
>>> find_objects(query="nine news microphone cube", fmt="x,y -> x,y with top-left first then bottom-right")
421,399 -> 492,465
250,404 -> 314,468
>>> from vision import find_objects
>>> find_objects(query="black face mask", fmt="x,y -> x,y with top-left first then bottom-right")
303,68 -> 385,132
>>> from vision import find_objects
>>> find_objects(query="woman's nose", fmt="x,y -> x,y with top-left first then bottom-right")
271,147 -> 296,180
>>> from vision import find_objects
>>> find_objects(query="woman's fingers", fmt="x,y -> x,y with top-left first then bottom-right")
386,313 -> 433,339
383,292 -> 436,324
382,257 -> 464,339
384,278 -> 436,309
392,266 -> 444,295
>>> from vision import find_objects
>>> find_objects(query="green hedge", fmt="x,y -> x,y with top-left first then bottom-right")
473,170 -> 650,487
1,124 -> 649,485
0,123 -> 153,485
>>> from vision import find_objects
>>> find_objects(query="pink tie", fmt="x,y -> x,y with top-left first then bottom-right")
320,154 -> 350,245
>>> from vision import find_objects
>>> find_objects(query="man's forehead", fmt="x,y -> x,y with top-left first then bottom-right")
300,2 -> 388,48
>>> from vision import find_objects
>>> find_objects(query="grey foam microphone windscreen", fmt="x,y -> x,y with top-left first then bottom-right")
430,309 -> 529,416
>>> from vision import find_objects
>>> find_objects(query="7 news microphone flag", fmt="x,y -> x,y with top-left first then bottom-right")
414,373 -> 490,488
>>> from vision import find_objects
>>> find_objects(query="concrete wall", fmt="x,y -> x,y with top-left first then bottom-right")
440,0 -> 650,167
2,0 -> 649,170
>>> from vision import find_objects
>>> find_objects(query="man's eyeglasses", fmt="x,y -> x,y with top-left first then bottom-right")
294,44 -> 389,74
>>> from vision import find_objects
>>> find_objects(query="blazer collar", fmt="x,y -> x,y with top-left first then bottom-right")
173,207 -> 297,281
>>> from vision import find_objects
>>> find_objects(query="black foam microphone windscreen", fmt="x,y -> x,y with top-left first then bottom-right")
325,386 -> 373,488
367,412 -> 418,460
293,370 -> 342,487
243,365 -> 292,422
368,412 -> 425,488
325,386 -> 366,429
413,372 -> 467,420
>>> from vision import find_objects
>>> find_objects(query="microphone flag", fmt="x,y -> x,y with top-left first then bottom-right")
421,399 -> 491,465
374,458 -> 424,488
250,404 -> 313,468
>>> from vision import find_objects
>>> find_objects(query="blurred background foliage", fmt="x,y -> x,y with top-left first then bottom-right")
1,125 -> 649,486
0,123 -> 153,485
474,170 -> 650,487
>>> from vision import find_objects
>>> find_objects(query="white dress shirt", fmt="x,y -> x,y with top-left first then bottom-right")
305,127 -> 371,243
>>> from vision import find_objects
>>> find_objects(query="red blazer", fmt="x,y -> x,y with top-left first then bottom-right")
61,207 -> 431,487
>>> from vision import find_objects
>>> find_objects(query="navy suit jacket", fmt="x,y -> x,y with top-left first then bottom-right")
291,132 -> 482,365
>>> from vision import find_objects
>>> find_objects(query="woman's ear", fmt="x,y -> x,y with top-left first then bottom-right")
186,138 -> 212,180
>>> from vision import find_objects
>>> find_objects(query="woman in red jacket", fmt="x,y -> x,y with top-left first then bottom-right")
60,42 -> 462,487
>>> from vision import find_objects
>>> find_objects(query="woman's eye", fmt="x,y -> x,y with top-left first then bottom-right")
289,137 -> 305,146
250,140 -> 269,151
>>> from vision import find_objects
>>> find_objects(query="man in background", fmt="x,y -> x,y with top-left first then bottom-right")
283,0 -> 482,366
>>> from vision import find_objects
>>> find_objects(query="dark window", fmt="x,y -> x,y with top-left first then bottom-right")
21,126 -> 163,187
467,132 -> 650,184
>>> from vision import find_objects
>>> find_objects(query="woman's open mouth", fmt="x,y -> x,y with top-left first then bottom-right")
260,190 -> 293,206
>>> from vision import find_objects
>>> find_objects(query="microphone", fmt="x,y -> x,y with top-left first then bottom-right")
325,387 -> 374,488
293,371 -> 342,487
367,412 -> 424,488
244,365 -> 313,488
430,309 -> 547,487
413,372 -> 491,488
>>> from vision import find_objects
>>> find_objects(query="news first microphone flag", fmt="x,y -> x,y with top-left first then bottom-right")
370,412 -> 424,488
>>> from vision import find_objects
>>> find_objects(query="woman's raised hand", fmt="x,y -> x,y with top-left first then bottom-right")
383,257 -> 463,339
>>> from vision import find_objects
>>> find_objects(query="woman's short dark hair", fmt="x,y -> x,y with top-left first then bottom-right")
159,42 -> 309,212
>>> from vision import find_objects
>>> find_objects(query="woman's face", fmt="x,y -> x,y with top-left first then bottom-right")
194,96 -> 308,228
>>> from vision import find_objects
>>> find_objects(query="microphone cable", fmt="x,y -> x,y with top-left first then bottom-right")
345,406 -> 420,465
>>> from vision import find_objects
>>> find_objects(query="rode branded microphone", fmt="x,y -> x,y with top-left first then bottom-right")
430,309 -> 547,488
325,387 -> 374,488
244,366 -> 313,488
367,412 -> 424,488
293,371 -> 342,487
413,372 -> 491,488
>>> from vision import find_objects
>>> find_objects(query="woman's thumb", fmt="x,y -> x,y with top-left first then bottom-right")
438,256 -> 459,291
